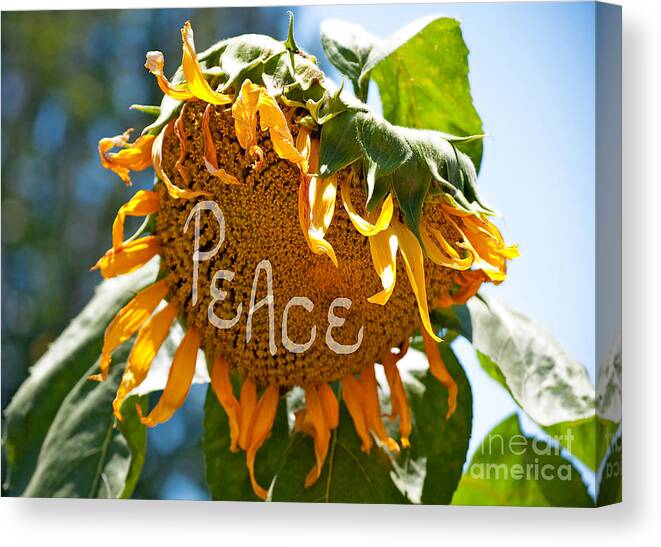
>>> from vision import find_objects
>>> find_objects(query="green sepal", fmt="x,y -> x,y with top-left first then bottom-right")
130,104 -> 161,117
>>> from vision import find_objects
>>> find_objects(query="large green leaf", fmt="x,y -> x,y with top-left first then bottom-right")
393,343 -> 472,503
203,382 -> 290,501
2,261 -> 158,495
457,296 -> 601,470
452,414 -> 593,507
320,19 -> 381,101
22,345 -> 147,499
360,17 -> 484,171
318,109 -> 486,238
271,401 -> 407,503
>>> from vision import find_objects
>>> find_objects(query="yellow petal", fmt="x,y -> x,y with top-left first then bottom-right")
341,374 -> 373,452
202,103 -> 240,184
210,356 -> 241,452
144,50 -> 194,101
238,378 -> 257,451
91,279 -> 169,382
341,174 -> 393,237
256,90 -> 307,172
420,225 -> 472,270
180,22 -> 232,106
112,190 -> 161,251
367,227 -> 398,305
139,327 -> 200,427
382,344 -> 411,447
360,364 -> 399,454
307,173 -> 338,266
232,79 -> 263,161
153,122 -> 210,200
98,129 -> 155,186
174,103 -> 190,184
300,385 -> 333,487
296,126 -> 311,168
318,383 -> 339,429
450,270 -> 488,306
391,221 -> 441,343
113,301 -> 178,420
245,385 -> 279,500
421,329 -> 458,420
92,236 -> 159,279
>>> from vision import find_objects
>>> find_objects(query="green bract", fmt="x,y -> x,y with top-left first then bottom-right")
140,14 -> 487,239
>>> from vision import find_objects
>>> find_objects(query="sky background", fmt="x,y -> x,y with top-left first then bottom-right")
1,2 -> 598,499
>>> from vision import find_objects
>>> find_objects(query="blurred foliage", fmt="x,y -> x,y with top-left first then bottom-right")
0,7 -> 304,501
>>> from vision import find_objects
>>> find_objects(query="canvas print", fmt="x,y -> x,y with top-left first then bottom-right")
1,2 -> 622,506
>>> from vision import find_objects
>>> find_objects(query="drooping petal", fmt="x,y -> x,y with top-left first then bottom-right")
391,221 -> 441,343
144,50 -> 194,101
441,202 -> 518,284
381,342 -> 412,448
90,279 -> 169,382
297,136 -> 319,237
295,126 -> 311,167
306,173 -> 338,266
360,364 -> 399,453
113,301 -> 178,420
341,373 -> 373,452
139,327 -> 200,427
180,22 -> 232,106
297,385 -> 336,487
232,79 -> 263,161
238,378 -> 257,451
92,236 -> 160,279
245,385 -> 279,500
98,129 -> 155,186
367,227 -> 398,305
153,122 -> 210,200
318,383 -> 339,429
421,328 -> 458,420
341,174 -> 393,237
256,90 -> 307,172
202,103 -> 240,184
174,103 -> 190,184
112,190 -> 161,251
421,225 -> 472,270
436,269 -> 486,309
210,356 -> 241,452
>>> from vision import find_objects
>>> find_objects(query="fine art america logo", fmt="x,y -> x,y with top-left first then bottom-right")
185,201 -> 364,355
468,429 -> 576,482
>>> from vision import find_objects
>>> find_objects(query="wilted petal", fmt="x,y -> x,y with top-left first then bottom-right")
112,190 -> 161,251
139,327 -> 200,427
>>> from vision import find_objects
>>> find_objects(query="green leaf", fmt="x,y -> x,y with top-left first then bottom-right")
22,345 -> 148,499
271,400 -> 408,503
320,19 -> 381,101
203,381 -> 289,501
318,110 -> 363,176
452,414 -> 593,507
394,343 -> 472,504
459,295 -> 600,470
2,261 -> 158,495
318,109 -> 486,238
362,16 -> 484,171
597,435 -> 622,506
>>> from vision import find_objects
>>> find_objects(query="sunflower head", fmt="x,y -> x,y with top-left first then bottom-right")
93,19 -> 517,499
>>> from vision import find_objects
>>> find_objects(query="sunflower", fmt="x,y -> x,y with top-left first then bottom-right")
93,20 -> 517,500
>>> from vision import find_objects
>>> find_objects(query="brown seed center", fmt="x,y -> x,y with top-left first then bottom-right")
156,101 -> 457,387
